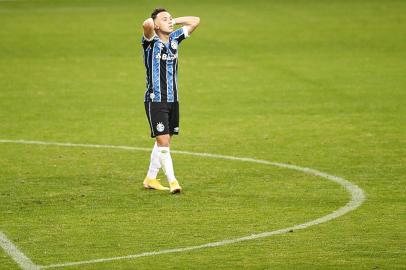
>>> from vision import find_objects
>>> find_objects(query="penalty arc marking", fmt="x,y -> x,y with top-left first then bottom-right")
0,139 -> 366,269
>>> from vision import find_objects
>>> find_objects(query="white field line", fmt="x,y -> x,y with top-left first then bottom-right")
0,139 -> 366,269
0,232 -> 40,270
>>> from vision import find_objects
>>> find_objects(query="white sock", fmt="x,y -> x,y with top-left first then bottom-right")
146,142 -> 161,179
158,146 -> 176,183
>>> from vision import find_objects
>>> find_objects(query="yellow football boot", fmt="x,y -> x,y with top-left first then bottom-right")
143,177 -> 169,191
169,179 -> 182,194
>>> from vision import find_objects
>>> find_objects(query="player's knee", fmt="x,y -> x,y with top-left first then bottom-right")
156,135 -> 170,147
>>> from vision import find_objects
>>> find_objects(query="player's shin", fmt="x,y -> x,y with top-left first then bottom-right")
146,142 -> 161,179
157,146 -> 176,183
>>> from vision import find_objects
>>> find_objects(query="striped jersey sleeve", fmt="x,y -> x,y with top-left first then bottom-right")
169,26 -> 189,44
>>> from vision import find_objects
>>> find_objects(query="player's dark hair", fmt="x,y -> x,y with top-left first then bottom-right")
151,7 -> 167,20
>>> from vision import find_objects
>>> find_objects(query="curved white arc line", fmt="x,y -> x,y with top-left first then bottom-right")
0,139 -> 365,269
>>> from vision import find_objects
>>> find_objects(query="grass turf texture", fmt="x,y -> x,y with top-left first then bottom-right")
0,0 -> 405,269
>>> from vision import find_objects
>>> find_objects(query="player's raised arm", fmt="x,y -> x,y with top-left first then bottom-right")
142,18 -> 155,40
173,16 -> 200,35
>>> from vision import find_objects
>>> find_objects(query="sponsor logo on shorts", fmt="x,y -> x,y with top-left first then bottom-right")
156,122 -> 165,132
174,127 -> 179,132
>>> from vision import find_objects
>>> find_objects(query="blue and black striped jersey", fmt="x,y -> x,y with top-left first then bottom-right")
142,26 -> 189,103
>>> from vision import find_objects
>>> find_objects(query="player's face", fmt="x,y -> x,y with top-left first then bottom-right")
154,12 -> 174,34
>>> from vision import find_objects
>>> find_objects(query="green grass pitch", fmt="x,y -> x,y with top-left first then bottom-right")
0,0 -> 405,269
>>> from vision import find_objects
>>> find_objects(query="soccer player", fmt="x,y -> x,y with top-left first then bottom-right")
141,8 -> 200,193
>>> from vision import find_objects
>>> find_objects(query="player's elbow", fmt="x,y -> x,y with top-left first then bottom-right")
188,17 -> 200,35
142,18 -> 154,30
193,17 -> 200,27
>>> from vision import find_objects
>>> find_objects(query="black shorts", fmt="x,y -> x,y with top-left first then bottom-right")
144,101 -> 179,138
